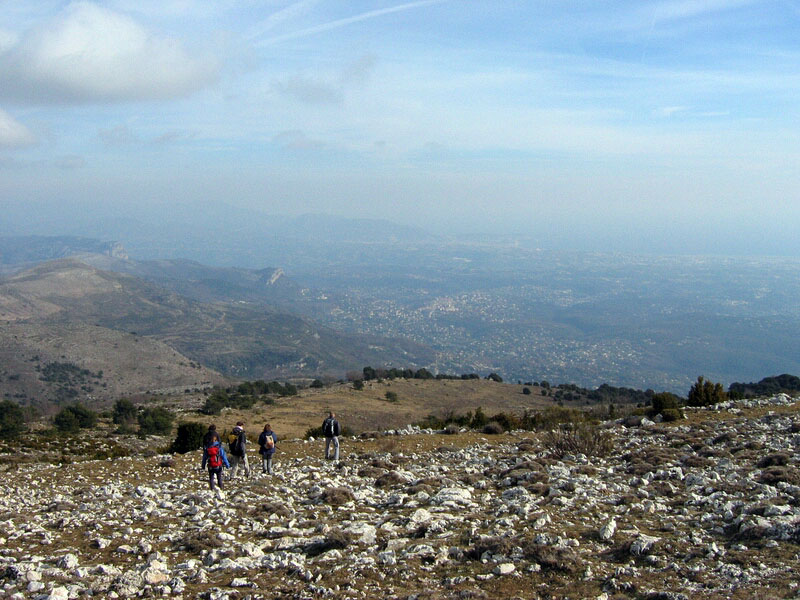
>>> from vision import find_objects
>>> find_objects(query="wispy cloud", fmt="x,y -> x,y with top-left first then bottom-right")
650,0 -> 758,23
273,129 -> 325,150
254,0 -> 445,46
0,107 -> 36,148
243,0 -> 320,42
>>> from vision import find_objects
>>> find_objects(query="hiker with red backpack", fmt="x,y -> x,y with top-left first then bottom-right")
201,424 -> 230,493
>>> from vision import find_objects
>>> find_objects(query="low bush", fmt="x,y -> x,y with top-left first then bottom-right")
649,392 -> 682,416
54,403 -> 97,432
483,422 -> 504,435
305,528 -> 352,557
138,406 -> 174,436
757,453 -> 790,468
660,408 -> 684,422
375,471 -> 407,488
522,543 -> 580,573
542,422 -> 614,459
321,486 -> 356,505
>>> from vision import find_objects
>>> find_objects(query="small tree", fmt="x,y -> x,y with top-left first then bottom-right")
171,421 -> 207,453
112,398 -> 138,432
310,379 -> 324,389
385,391 -> 399,403
471,406 -> 487,429
352,379 -> 364,391
486,372 -> 503,383
138,407 -> 174,436
687,376 -> 727,407
0,400 -> 26,438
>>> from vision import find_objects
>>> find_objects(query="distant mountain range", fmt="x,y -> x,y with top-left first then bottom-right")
0,249 -> 435,406
4,232 -> 800,395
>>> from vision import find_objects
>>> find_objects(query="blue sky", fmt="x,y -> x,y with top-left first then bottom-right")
2,1 -> 800,255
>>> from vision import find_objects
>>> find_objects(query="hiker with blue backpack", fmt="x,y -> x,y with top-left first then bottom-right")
201,424 -> 230,494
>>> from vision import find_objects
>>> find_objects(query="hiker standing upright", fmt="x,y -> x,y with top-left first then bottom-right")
322,412 -> 340,461
228,421 -> 251,479
258,423 -> 278,474
201,425 -> 230,494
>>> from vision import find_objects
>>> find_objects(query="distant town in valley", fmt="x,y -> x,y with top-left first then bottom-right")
2,229 -> 800,396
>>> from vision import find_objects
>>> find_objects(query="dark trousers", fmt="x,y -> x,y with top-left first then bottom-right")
208,467 -> 223,490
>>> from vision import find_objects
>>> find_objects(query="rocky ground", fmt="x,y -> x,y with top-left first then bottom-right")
1,395 -> 799,600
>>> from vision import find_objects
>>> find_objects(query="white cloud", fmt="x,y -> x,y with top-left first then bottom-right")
0,108 -> 36,148
0,2 -> 218,104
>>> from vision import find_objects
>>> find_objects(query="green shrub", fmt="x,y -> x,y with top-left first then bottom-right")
352,379 -> 364,391
385,391 -> 399,403
112,398 -> 138,427
0,400 -> 26,438
200,390 -> 228,415
54,403 -> 97,432
488,412 -> 518,431
649,392 -> 681,415
138,406 -> 174,436
310,379 -> 324,389
660,408 -> 684,422
171,421 -> 207,453
305,425 -> 324,439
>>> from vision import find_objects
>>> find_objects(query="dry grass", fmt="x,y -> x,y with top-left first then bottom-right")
205,379 -> 556,441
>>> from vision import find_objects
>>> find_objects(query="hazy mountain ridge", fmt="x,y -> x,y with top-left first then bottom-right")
3,231 -> 800,394
0,235 -> 128,275
0,259 -> 435,405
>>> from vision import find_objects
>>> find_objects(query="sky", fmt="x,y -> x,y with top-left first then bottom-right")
2,0 -> 800,255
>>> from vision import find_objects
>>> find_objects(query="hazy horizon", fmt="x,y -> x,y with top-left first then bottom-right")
2,2 -> 800,257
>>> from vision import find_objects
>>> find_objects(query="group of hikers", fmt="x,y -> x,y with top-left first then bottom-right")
200,412 -> 341,493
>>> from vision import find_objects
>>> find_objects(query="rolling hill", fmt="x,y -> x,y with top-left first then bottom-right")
0,259 -> 435,406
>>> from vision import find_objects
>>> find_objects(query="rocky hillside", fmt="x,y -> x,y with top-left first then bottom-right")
1,395 -> 798,599
0,259 -> 435,405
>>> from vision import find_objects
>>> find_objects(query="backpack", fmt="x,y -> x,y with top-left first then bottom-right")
207,445 -> 222,469
229,432 -> 243,456
323,418 -> 338,437
265,435 -> 275,450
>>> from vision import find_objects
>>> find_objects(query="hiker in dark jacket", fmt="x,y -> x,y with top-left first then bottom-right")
322,412 -> 340,461
227,421 -> 250,480
201,438 -> 230,493
258,423 -> 278,474
203,424 -> 221,447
